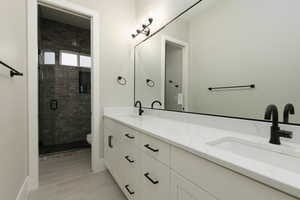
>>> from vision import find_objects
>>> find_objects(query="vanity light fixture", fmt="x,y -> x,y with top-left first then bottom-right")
132,18 -> 154,38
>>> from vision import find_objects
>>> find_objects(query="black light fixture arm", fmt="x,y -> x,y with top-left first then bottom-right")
0,61 -> 23,77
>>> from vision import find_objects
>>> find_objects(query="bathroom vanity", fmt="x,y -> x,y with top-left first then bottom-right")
103,109 -> 300,200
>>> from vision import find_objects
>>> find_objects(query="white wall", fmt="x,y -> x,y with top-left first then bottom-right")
188,0 -> 300,123
63,0 -> 136,158
0,1 -> 28,199
1,0 -> 135,198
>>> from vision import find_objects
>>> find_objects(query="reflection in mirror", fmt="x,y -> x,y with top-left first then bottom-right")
135,0 -> 300,124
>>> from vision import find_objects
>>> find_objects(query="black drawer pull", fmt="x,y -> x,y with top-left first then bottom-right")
144,144 -> 159,152
108,136 -> 113,148
125,185 -> 135,195
144,173 -> 159,184
125,133 -> 135,139
125,155 -> 135,163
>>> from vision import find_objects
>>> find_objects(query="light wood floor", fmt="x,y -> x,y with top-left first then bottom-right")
29,149 -> 126,200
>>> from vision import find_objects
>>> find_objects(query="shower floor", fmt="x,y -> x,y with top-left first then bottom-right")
39,141 -> 90,155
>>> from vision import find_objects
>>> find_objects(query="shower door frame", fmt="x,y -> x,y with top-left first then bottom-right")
27,0 -> 102,190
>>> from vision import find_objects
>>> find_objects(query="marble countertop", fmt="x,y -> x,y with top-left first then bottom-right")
104,109 -> 300,198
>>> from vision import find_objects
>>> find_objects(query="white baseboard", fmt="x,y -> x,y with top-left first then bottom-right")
16,177 -> 29,200
92,158 -> 106,173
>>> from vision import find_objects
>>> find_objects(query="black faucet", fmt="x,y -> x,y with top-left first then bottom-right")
135,101 -> 144,116
283,103 -> 295,123
151,100 -> 162,109
264,104 -> 293,145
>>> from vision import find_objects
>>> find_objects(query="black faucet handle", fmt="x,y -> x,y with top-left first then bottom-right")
140,109 -> 144,115
277,130 -> 293,139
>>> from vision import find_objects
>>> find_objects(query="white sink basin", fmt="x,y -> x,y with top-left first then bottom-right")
208,137 -> 300,174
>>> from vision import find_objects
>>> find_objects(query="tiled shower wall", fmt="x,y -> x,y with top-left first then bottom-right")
39,18 -> 90,55
38,17 -> 91,149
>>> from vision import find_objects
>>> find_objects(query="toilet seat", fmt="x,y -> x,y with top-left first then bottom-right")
86,134 -> 92,144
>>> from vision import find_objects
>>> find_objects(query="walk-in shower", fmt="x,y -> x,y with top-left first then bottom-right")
38,5 -> 92,155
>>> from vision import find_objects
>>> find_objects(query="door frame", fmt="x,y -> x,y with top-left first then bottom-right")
161,36 -> 189,110
27,0 -> 103,190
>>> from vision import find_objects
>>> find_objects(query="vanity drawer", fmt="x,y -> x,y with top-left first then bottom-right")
140,152 -> 170,200
118,137 -> 141,199
139,134 -> 170,166
119,141 -> 140,178
119,151 -> 140,200
119,125 -> 140,147
171,146 -> 298,200
121,183 -> 138,200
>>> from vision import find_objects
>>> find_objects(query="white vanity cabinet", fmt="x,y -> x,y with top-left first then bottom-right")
118,130 -> 141,199
104,117 -> 298,200
104,118 -> 141,199
104,118 -> 171,200
171,172 -> 217,200
104,119 -> 121,182
139,152 -> 170,200
170,146 -> 298,200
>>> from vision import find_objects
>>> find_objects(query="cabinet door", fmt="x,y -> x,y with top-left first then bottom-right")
104,129 -> 120,180
171,172 -> 216,200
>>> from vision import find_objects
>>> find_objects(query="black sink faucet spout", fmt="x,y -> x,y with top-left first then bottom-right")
151,100 -> 162,109
283,103 -> 295,123
264,104 -> 293,145
135,100 -> 144,116
264,104 -> 279,128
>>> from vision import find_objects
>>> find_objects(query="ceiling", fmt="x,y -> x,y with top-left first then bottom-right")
38,5 -> 91,30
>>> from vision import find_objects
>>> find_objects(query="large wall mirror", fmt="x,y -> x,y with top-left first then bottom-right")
134,0 -> 300,125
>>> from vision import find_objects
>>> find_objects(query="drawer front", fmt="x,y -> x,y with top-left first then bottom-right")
140,152 -> 170,200
121,183 -> 138,200
119,125 -> 140,147
119,140 -> 141,200
171,146 -> 298,200
119,142 -> 140,183
140,134 -> 170,166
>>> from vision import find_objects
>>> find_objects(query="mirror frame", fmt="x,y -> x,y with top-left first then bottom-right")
134,0 -> 300,127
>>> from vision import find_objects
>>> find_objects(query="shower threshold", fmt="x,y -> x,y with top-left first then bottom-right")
39,141 -> 90,155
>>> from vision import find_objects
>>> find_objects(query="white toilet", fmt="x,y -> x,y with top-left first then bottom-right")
86,134 -> 92,144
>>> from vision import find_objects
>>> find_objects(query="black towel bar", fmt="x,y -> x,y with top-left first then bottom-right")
208,84 -> 255,91
0,61 -> 23,77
